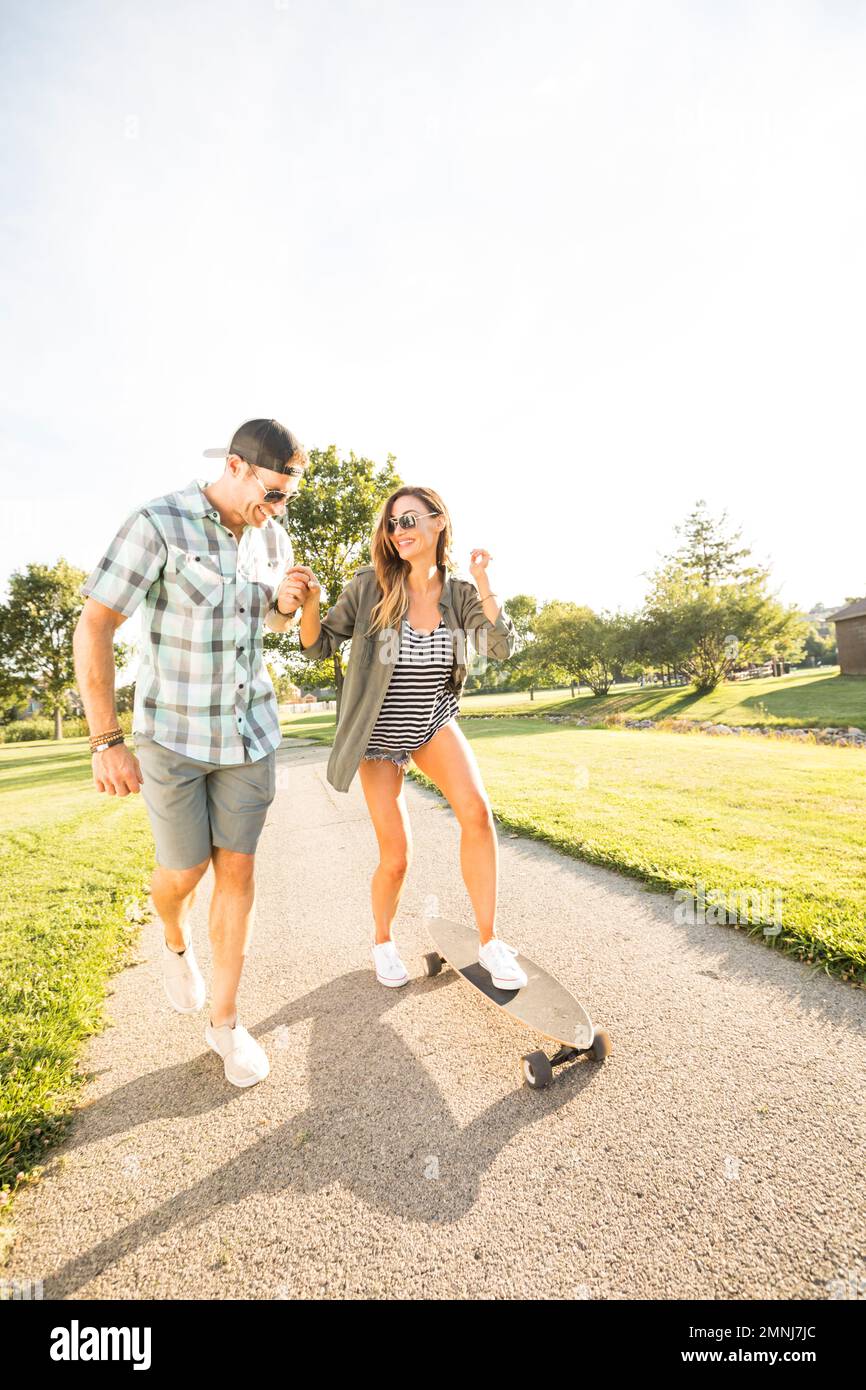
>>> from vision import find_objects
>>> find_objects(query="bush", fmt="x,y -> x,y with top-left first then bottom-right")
0,711 -> 134,743
0,719 -> 57,742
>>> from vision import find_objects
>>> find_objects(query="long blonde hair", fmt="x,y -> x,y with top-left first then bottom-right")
368,486 -> 455,634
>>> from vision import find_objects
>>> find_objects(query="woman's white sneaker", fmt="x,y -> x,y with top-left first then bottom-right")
205,1021 -> 270,1087
161,937 -> 206,1013
372,939 -> 409,987
478,938 -> 528,989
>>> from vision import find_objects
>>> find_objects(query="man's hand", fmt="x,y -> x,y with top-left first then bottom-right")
281,565 -> 321,610
93,743 -> 144,796
274,568 -> 311,616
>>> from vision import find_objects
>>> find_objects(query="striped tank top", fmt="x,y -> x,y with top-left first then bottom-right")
367,616 -> 459,752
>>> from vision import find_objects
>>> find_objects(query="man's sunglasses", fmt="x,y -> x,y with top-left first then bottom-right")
243,458 -> 303,504
387,510 -> 440,533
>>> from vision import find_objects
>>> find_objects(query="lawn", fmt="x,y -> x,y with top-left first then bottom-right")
0,738 -> 154,1200
459,666 -> 866,729
280,706 -> 866,982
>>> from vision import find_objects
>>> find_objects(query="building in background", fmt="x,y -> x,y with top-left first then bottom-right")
827,598 -> 866,676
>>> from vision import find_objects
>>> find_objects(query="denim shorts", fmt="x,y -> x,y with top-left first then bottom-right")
363,746 -> 412,771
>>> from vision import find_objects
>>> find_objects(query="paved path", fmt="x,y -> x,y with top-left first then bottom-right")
4,741 -> 865,1299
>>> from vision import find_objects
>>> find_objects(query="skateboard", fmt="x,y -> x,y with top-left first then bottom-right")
422,918 -> 612,1090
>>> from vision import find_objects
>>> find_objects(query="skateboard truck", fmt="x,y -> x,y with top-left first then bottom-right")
521,1032 -> 611,1090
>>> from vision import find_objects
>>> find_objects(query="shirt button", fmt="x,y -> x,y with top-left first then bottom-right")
240,607 -> 246,613
238,683 -> 244,689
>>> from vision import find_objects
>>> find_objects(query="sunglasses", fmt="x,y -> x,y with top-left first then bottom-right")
243,458 -> 303,504
386,509 -> 440,533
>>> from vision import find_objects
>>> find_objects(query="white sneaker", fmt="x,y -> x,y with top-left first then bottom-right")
372,939 -> 410,987
478,938 -> 528,989
205,1020 -> 270,1087
161,937 -> 206,1013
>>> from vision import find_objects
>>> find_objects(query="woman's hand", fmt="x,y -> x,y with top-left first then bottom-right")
469,549 -> 493,590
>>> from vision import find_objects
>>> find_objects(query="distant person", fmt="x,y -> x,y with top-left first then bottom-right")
291,486 -> 524,991
73,420 -> 309,1089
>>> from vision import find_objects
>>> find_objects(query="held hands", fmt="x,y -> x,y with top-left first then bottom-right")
93,743 -> 144,797
274,565 -> 320,616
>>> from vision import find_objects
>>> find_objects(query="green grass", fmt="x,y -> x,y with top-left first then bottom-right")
281,709 -> 866,982
0,737 -> 154,1202
460,667 -> 866,729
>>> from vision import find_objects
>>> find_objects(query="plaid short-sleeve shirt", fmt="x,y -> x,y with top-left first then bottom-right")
81,478 -> 294,765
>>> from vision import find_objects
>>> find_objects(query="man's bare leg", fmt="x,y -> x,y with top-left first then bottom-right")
150,857 -> 211,951
208,846 -> 257,1029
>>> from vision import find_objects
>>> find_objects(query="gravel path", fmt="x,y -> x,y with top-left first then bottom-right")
4,740 -> 865,1300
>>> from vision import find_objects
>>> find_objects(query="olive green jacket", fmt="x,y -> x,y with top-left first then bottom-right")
298,566 -> 518,792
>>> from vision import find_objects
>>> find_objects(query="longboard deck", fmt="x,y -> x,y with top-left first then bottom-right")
427,917 -> 594,1052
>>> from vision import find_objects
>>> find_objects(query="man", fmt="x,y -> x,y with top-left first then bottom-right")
73,419 -> 311,1088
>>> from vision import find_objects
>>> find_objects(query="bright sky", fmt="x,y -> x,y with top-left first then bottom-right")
2,0 -> 864,646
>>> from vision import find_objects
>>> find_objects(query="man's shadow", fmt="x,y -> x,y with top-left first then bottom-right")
41,969 -> 599,1298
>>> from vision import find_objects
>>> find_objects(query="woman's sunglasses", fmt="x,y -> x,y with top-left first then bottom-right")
386,510 -> 440,533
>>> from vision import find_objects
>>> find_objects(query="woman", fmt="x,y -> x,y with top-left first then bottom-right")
285,485 -> 527,991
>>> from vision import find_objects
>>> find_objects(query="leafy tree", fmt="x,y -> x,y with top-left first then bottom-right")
264,662 -> 302,704
115,683 -> 136,714
642,504 -> 808,692
801,625 -> 836,667
665,498 -> 766,586
0,559 -> 131,739
501,594 -> 555,700
529,602 -> 634,696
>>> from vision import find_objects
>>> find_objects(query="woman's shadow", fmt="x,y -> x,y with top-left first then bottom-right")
41,968 -> 598,1298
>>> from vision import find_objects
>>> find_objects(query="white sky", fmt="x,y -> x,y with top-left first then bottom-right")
1,0 -> 864,650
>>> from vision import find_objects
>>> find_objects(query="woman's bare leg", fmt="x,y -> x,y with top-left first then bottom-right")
410,722 -> 497,944
358,758 -> 413,944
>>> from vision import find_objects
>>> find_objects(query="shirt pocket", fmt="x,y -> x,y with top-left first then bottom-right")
166,545 -> 225,608
238,549 -> 283,603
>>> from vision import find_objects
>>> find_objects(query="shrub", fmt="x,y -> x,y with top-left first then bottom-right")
0,711 -> 134,743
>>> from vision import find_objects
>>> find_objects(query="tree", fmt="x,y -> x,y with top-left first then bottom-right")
642,504 -> 809,693
495,594 -> 551,699
802,625 -> 837,667
265,445 -> 402,713
529,602 -> 635,696
664,498 -> 766,586
265,662 -> 302,704
0,560 -> 131,739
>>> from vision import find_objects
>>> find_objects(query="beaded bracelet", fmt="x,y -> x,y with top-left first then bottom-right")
89,726 -> 123,746
91,731 -> 125,753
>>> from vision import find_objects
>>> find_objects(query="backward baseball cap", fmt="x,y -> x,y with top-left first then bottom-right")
203,418 -> 305,475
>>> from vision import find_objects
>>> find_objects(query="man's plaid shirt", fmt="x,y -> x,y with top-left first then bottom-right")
81,479 -> 295,764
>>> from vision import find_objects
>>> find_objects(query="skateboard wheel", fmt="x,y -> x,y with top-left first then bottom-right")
521,1051 -> 553,1090
590,1028 -> 612,1061
422,951 -> 442,977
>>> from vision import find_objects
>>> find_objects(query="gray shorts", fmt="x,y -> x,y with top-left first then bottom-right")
134,736 -> 276,870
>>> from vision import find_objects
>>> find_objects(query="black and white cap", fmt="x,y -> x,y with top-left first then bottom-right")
203,419 -> 303,475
